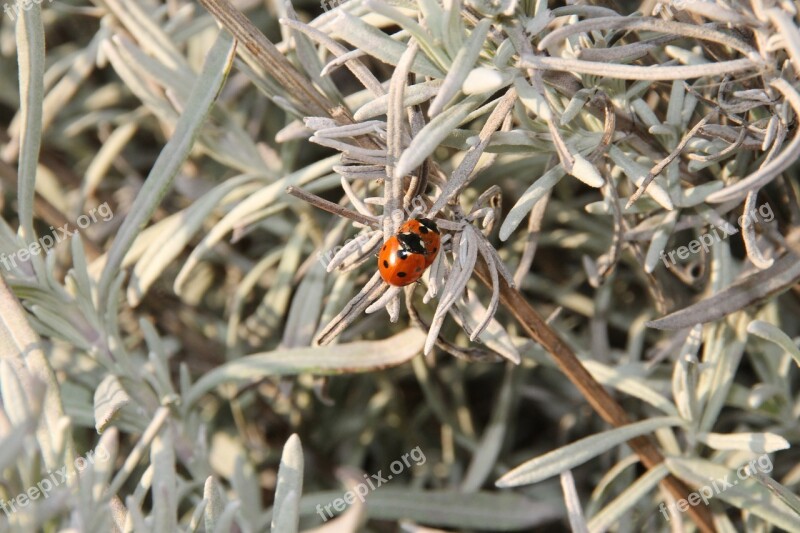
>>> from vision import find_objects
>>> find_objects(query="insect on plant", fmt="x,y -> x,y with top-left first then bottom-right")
377,217 -> 441,286
3,0 -> 800,531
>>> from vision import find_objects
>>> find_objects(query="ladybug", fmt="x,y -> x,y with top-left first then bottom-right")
398,217 -> 441,267
378,217 -> 440,286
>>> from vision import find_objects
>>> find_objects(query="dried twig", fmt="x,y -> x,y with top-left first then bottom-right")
286,186 -> 376,227
626,112 -> 715,208
197,0 -> 334,118
472,258 -> 716,533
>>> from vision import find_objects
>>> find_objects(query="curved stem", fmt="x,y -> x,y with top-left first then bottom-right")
472,258 -> 717,533
538,17 -> 759,61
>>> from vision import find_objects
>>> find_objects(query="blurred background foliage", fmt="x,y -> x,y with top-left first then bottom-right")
0,0 -> 799,531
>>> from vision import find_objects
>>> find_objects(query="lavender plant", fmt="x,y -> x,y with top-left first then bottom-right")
0,0 -> 799,531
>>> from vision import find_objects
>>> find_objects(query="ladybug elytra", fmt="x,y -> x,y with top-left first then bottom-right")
377,217 -> 441,286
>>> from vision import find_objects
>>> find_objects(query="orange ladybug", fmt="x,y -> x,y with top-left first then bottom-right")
378,217 -> 440,286
398,217 -> 441,267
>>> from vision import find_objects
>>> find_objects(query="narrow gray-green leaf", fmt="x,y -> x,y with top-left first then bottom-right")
462,365 -> 515,491
186,328 -> 424,405
515,77 -> 552,121
648,253 -> 800,329
204,476 -> 226,533
569,153 -> 604,188
98,30 -> 236,304
92,428 -> 119,494
747,319 -> 800,367
586,464 -> 668,532
14,2 -> 45,242
428,19 -> 491,117
282,264 -> 326,348
697,332 -> 745,433
0,355 -> 37,425
332,12 -> 442,78
174,155 -> 336,294
696,431 -> 790,453
607,146 -> 673,210
752,473 -> 800,517
151,433 -> 178,532
364,0 -> 450,71
496,417 -> 683,487
364,490 -> 561,530
0,414 -> 32,473
271,434 -> 304,533
354,80 -> 442,121
285,490 -> 562,530
582,361 -> 679,416
665,457 -> 799,530
453,289 -> 520,364
499,165 -> 565,241
107,406 -> 170,496
94,374 -> 132,434
0,276 -> 72,471
394,94 -> 486,178
188,498 -> 208,533
644,210 -> 677,273
212,502 -> 241,533
127,175 -> 253,307
560,471 -> 588,533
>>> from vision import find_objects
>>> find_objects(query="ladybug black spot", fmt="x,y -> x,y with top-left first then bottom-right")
415,267 -> 421,272
419,226 -> 429,234
383,260 -> 389,268
397,272 -> 407,278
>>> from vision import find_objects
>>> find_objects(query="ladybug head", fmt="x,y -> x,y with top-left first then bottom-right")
415,217 -> 440,234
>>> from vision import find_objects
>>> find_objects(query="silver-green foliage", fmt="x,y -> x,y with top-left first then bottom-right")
1,0 -> 799,531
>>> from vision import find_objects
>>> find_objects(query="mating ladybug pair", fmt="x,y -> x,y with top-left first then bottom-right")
378,217 -> 441,286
